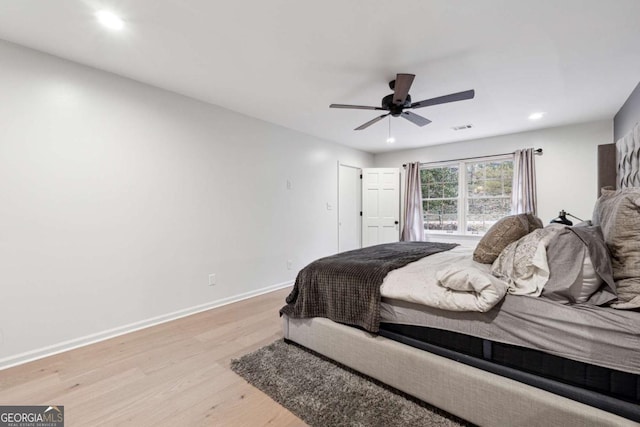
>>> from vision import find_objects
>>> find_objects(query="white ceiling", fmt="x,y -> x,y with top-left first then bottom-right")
1,0 -> 639,154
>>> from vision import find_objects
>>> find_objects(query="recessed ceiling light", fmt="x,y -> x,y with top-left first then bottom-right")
386,137 -> 395,144
528,112 -> 546,121
96,10 -> 124,30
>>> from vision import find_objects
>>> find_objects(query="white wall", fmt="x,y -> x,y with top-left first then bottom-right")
0,40 -> 373,366
374,120 -> 613,238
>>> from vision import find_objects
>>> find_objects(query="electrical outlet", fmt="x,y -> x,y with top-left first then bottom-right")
208,273 -> 216,286
287,260 -> 293,270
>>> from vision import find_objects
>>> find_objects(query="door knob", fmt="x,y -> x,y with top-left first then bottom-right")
394,221 -> 399,225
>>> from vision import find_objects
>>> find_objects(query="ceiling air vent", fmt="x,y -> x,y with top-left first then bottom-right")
452,124 -> 473,131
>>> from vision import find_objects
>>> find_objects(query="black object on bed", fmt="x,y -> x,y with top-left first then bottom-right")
379,323 -> 640,422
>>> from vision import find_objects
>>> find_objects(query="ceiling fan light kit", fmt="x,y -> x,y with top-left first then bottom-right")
330,73 -> 475,131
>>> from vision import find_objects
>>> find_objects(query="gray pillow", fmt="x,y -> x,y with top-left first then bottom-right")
473,213 -> 543,264
541,226 -> 616,306
592,188 -> 640,309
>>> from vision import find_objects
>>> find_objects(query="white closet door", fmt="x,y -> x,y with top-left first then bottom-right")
361,168 -> 400,247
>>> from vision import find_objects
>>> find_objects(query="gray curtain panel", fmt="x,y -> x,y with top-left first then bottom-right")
401,162 -> 425,241
512,148 -> 538,215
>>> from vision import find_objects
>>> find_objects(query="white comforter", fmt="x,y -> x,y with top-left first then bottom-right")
380,246 -> 509,312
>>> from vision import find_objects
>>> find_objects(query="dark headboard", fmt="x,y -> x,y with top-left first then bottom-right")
598,143 -> 616,195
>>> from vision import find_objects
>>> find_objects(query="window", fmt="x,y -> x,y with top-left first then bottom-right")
421,157 -> 513,235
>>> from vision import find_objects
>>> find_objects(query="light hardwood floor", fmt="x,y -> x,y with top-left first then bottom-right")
0,287 -> 306,426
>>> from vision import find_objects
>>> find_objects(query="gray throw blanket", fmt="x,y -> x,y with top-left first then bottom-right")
280,242 -> 458,332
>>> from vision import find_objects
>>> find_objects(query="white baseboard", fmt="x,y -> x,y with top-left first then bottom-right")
0,280 -> 293,371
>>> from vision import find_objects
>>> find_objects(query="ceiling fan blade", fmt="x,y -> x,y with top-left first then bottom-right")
401,111 -> 432,127
393,73 -> 415,105
330,104 -> 386,111
355,114 -> 389,130
410,89 -> 475,109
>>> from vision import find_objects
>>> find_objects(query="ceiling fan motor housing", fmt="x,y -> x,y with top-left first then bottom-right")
382,93 -> 411,116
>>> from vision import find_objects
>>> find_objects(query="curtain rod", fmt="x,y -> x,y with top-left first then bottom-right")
402,148 -> 543,168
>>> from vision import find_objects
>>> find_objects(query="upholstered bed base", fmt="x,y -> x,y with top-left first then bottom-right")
282,315 -> 636,427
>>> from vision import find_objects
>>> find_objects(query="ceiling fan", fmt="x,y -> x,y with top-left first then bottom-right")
330,73 -> 475,130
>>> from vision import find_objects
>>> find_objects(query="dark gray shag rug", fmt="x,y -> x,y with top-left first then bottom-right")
231,339 -> 471,427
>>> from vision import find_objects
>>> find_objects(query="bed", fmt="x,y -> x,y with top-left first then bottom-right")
281,133 -> 640,426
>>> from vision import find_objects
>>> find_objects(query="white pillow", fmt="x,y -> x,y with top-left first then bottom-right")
490,227 -> 562,297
